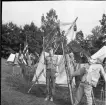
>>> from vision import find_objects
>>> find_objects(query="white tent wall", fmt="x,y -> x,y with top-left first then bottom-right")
7,53 -> 20,66
7,53 -> 16,63
91,46 -> 106,61
32,51 -> 87,86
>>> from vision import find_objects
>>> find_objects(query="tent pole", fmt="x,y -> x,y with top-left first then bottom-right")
61,41 -> 74,105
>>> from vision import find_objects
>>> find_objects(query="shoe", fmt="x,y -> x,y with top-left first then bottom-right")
50,97 -> 53,101
45,96 -> 49,101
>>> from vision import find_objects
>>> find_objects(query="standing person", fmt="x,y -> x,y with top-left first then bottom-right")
71,31 -> 91,89
45,47 -> 58,101
71,58 -> 106,105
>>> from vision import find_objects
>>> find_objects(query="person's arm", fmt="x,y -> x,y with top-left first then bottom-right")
100,65 -> 106,82
71,67 -> 86,77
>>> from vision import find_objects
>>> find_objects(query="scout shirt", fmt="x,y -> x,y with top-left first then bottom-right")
82,64 -> 106,87
45,55 -> 58,73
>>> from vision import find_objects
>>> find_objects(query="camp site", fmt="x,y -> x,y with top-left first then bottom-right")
1,1 -> 106,105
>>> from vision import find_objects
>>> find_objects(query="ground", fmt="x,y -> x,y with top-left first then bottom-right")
1,58 -> 106,105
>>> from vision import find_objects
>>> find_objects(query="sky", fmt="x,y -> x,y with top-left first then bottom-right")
2,1 -> 106,36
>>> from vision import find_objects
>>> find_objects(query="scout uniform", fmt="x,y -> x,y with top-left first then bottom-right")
45,49 -> 58,101
72,59 -> 106,105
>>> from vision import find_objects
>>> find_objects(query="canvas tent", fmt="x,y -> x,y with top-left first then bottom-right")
7,53 -> 16,63
32,17 -> 88,87
91,46 -> 106,61
6,53 -> 21,74
7,53 -> 19,65
14,53 -> 19,65
32,51 -> 87,87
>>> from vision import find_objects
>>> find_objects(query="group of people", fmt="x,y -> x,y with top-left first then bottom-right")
43,46 -> 106,105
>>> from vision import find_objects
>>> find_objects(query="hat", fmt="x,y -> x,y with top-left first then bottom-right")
89,58 -> 97,64
89,58 -> 102,64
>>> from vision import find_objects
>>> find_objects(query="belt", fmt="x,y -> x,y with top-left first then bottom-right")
81,81 -> 91,85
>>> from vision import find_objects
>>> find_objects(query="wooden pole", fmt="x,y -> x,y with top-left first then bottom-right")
27,30 -> 46,93
61,40 -> 74,105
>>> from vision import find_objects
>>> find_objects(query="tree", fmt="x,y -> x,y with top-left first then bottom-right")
41,8 -> 60,51
91,26 -> 102,39
1,22 -> 23,58
75,30 -> 84,42
85,14 -> 106,55
23,22 -> 43,54
1,21 -> 43,58
100,14 -> 106,34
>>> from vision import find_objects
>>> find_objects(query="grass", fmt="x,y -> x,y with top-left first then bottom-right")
1,58 -> 106,105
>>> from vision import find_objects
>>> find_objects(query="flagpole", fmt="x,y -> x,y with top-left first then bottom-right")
19,44 -> 22,75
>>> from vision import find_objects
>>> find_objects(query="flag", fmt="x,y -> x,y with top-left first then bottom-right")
18,49 -> 22,63
18,44 -> 23,64
35,51 -> 39,58
23,42 -> 29,65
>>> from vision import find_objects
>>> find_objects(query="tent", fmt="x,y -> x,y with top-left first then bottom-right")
14,53 -> 19,65
32,17 -> 89,87
91,46 -> 106,61
6,53 -> 19,65
7,53 -> 16,63
6,53 -> 21,75
30,18 -> 87,104
32,51 -> 88,87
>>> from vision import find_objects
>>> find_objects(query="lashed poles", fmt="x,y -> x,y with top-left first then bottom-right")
28,18 -> 78,93
27,33 -> 60,93
65,17 -> 78,37
28,30 -> 46,93
61,39 -> 74,105
60,18 -> 78,104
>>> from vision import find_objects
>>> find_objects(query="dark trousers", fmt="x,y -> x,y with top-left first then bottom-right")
75,63 -> 81,89
46,69 -> 56,97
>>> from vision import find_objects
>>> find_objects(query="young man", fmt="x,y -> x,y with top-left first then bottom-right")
71,58 -> 106,105
45,47 -> 58,101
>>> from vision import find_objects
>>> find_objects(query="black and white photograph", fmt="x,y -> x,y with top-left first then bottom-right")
1,1 -> 106,105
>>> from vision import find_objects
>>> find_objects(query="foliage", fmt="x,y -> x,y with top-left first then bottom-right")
84,14 -> 106,55
100,14 -> 106,34
75,30 -> 84,42
23,22 -> 43,54
2,22 -> 22,58
1,22 -> 43,58
41,8 -> 61,52
1,9 -> 106,60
